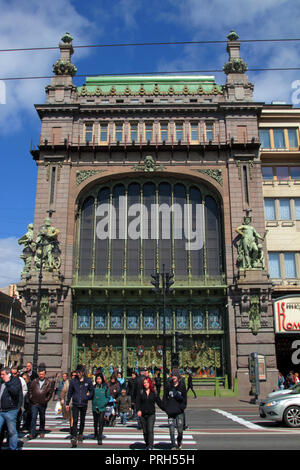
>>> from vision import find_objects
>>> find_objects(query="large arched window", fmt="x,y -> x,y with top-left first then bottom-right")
76,178 -> 223,284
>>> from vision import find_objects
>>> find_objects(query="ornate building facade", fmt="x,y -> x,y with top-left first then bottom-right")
18,31 -> 280,397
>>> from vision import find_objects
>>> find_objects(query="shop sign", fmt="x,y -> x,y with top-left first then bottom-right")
274,296 -> 300,333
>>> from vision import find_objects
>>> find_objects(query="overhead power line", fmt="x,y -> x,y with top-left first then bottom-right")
1,37 -> 300,53
1,67 -> 300,81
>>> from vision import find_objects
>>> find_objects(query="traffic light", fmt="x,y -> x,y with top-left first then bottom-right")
175,332 -> 184,352
151,272 -> 160,294
165,272 -> 174,294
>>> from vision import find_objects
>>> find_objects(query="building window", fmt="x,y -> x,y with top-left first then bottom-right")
115,123 -> 123,142
295,199 -> 300,220
145,123 -> 153,142
284,253 -> 297,278
176,123 -> 183,142
205,123 -> 214,141
259,127 -> 299,150
276,167 -> 289,181
77,306 -> 91,329
259,129 -> 271,148
190,123 -> 199,143
85,123 -> 93,143
262,167 -> 274,180
94,308 -> 107,329
279,199 -> 291,220
273,128 -> 286,149
268,253 -> 281,278
130,123 -> 138,142
99,123 -> 108,143
264,198 -> 276,220
160,123 -> 168,142
291,167 -> 300,180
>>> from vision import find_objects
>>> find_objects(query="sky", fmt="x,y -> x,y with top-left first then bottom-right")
0,0 -> 300,287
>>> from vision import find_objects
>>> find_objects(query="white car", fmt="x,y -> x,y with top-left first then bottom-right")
267,383 -> 300,398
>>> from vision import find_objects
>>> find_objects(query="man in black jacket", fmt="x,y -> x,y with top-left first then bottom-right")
0,366 -> 22,450
163,370 -> 187,450
66,364 -> 94,447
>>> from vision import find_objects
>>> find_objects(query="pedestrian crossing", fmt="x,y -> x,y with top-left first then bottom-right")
19,409 -> 197,450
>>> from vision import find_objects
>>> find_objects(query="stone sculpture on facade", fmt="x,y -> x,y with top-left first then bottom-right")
235,215 -> 268,270
18,223 -> 35,273
34,218 -> 61,271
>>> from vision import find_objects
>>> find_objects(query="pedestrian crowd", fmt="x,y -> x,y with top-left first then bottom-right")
0,362 -> 194,450
277,370 -> 300,390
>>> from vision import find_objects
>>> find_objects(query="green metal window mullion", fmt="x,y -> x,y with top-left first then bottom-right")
107,188 -> 113,284
71,334 -> 77,371
140,184 -> 143,284
186,186 -> 192,283
91,197 -> 97,286
203,194 -> 207,283
123,186 -> 128,284
171,184 -> 175,275
75,208 -> 82,284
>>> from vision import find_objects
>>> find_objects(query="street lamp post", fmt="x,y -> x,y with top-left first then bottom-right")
32,231 -> 46,374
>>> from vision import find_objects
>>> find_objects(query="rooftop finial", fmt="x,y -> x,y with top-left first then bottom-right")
61,32 -> 73,44
227,30 -> 239,41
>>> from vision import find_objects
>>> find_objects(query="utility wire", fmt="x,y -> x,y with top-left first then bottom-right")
1,67 -> 300,81
1,38 -> 300,53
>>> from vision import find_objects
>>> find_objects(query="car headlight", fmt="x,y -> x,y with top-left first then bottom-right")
266,401 -> 277,407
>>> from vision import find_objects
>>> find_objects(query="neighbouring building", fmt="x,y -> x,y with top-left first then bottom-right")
0,285 -> 26,367
259,105 -> 300,376
18,30 -> 287,398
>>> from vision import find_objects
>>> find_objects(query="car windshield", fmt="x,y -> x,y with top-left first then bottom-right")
290,385 -> 300,394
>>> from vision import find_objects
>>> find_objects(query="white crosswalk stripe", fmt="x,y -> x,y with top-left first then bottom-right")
19,409 -> 197,450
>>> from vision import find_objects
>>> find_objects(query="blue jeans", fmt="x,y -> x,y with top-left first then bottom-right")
30,404 -> 47,437
168,413 -> 184,447
120,412 -> 128,424
0,408 -> 19,450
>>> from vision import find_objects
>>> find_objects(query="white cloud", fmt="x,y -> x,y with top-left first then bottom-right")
0,237 -> 23,288
0,0 -> 97,132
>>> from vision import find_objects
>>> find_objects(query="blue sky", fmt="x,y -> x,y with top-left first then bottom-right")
0,0 -> 300,287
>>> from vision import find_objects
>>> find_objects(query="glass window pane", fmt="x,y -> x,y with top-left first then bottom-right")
94,308 -> 107,329
279,199 -> 291,220
295,199 -> 300,220
262,167 -> 273,180
264,199 -> 276,220
269,253 -> 281,278
276,167 -> 289,180
284,253 -> 296,278
206,123 -> 213,141
127,309 -> 139,330
100,124 -> 108,142
259,129 -> 270,148
192,309 -> 206,330
175,308 -> 189,330
146,123 -> 153,141
176,123 -> 183,141
160,123 -> 168,141
131,124 -> 138,141
77,306 -> 91,329
191,123 -> 199,141
291,167 -> 300,180
273,129 -> 286,148
208,307 -> 222,330
115,124 -> 123,141
143,308 -> 156,330
288,129 -> 298,148
85,123 -> 93,142
159,308 -> 173,330
110,307 -> 123,329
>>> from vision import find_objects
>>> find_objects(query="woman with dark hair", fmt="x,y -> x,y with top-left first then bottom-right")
136,378 -> 162,450
92,374 -> 110,445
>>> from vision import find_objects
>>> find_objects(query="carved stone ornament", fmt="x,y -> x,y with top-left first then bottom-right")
52,59 -> 77,77
133,155 -> 165,172
235,215 -> 267,270
39,295 -> 50,335
197,169 -> 223,186
76,169 -> 106,186
249,295 -> 261,335
223,58 -> 248,75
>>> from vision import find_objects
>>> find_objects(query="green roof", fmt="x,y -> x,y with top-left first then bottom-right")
77,75 -> 223,96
